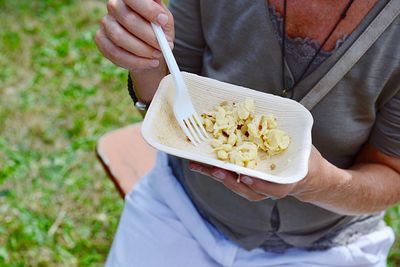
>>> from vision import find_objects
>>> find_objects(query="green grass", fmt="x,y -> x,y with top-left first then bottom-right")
0,0 -> 398,266
387,206 -> 400,267
0,0 -> 141,265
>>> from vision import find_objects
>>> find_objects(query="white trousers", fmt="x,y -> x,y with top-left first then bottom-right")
106,153 -> 395,267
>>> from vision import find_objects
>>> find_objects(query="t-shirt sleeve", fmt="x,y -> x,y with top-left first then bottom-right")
369,90 -> 400,157
169,0 -> 205,74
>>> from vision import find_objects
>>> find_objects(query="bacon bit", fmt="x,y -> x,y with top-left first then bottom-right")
237,124 -> 243,130
186,137 -> 191,142
222,131 -> 229,137
245,131 -> 249,137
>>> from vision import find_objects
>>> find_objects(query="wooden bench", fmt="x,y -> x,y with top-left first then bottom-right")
96,123 -> 156,198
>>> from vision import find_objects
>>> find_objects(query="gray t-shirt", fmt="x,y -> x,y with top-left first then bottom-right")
167,0 -> 400,251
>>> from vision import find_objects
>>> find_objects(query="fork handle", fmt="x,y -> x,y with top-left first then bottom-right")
151,23 -> 186,96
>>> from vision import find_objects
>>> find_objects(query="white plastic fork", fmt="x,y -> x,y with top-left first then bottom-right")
151,23 -> 208,146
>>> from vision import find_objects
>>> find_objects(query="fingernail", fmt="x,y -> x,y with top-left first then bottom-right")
149,59 -> 159,67
212,170 -> 225,181
189,164 -> 202,172
157,13 -> 168,26
168,41 -> 174,50
241,176 -> 253,185
152,50 -> 162,58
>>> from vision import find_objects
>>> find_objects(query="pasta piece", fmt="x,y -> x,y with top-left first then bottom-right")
217,150 -> 229,160
202,98 -> 290,169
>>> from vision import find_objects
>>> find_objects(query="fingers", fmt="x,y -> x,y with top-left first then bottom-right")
98,0 -> 175,71
157,2 -> 175,45
188,162 -> 268,202
107,0 -> 171,50
188,161 -> 230,183
101,15 -> 158,58
221,173 -> 269,201
95,27 -> 160,71
123,0 -> 175,44
240,176 -> 295,199
188,162 -> 300,200
123,0 -> 169,25
188,161 -> 215,177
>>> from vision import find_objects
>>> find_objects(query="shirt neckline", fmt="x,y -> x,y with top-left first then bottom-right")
259,0 -> 389,102
268,3 -> 348,55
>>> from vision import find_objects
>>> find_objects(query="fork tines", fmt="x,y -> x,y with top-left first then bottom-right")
181,114 -> 209,146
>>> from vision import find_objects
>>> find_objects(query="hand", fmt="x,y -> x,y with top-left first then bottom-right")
188,146 -> 327,202
95,0 -> 174,71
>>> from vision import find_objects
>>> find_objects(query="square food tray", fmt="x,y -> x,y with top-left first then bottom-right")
141,72 -> 313,184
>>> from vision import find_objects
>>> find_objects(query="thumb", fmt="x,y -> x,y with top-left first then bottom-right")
159,1 -> 174,46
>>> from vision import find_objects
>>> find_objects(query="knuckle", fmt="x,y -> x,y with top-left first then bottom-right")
111,47 -> 125,62
123,54 -> 141,66
107,46 -> 119,61
275,192 -> 288,199
100,17 -> 108,28
150,2 -> 163,20
132,59 -> 150,70
234,191 -> 248,200
167,10 -> 175,27
222,180 -> 233,190
246,195 -> 257,201
210,176 -> 222,183
123,12 -> 138,28
296,193 -> 312,202
109,27 -> 123,44
166,8 -> 173,19
248,196 -> 265,202
94,30 -> 103,46
246,183 -> 258,192
226,181 -> 240,192
106,0 -> 117,14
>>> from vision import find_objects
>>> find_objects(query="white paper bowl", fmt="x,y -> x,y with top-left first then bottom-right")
141,72 -> 313,184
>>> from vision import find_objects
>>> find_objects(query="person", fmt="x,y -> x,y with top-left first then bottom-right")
95,0 -> 400,266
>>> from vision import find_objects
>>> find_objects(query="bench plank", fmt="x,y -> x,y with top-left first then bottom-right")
96,123 -> 156,197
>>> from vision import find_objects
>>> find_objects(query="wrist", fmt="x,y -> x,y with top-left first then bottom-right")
294,156 -> 352,203
129,60 -> 168,104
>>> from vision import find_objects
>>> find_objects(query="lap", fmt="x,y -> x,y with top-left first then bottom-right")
106,153 -> 394,267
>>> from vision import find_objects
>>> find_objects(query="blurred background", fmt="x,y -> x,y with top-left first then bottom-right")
0,0 -> 398,266
0,0 -> 141,265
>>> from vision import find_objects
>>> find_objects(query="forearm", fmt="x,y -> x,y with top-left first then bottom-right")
130,58 -> 168,104
297,160 -> 400,216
